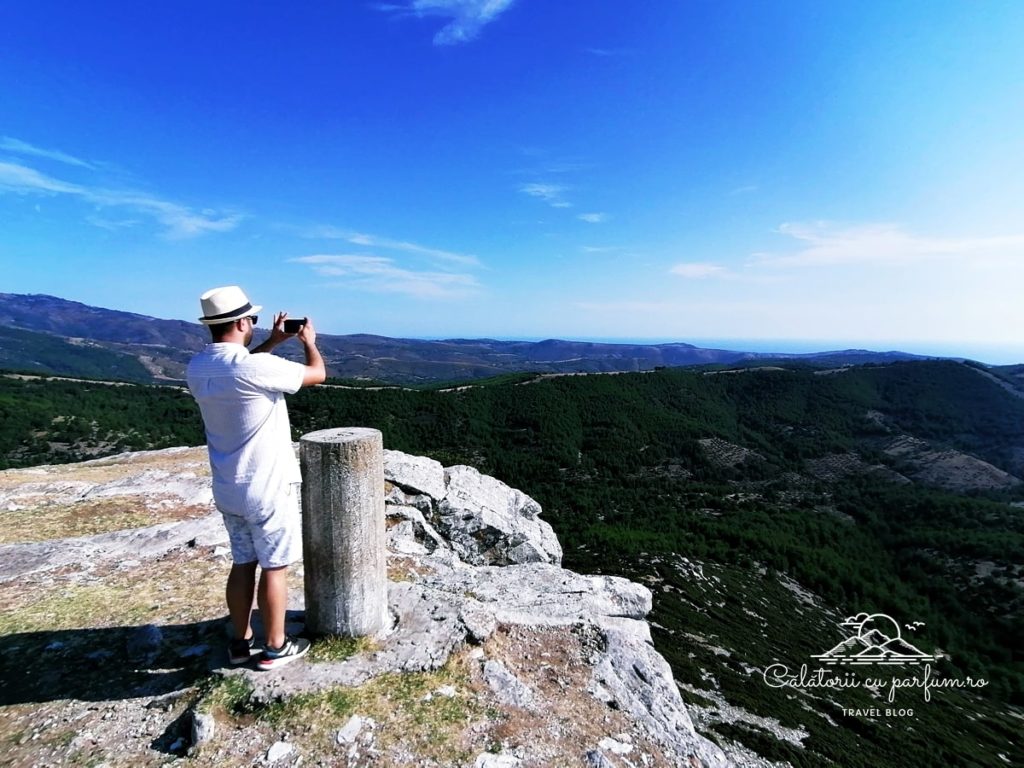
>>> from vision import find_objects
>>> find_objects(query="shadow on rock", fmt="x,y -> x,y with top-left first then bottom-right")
0,617 -> 230,706
149,702 -> 194,757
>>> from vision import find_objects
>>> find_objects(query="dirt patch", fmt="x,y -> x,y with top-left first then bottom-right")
699,438 -> 765,469
883,435 -> 1021,491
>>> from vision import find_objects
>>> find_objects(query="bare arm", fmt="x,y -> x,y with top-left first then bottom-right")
297,318 -> 326,387
252,312 -> 326,387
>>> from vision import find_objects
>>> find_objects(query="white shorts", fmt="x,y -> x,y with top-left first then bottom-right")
219,482 -> 303,569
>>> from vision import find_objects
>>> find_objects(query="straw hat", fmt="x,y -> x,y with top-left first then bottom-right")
197,285 -> 263,325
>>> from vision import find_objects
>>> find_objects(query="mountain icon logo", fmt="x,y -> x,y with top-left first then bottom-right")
811,612 -> 937,666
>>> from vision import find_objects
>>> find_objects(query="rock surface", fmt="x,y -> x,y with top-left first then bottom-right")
384,451 -> 563,567
437,464 -> 563,566
0,445 -> 731,767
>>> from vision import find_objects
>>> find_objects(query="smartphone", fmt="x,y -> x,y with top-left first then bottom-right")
283,318 -> 306,334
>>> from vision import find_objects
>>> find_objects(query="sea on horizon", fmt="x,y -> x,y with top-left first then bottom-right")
410,336 -> 1024,367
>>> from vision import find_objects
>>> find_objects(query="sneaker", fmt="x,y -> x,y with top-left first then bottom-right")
228,635 -> 258,665
256,636 -> 310,671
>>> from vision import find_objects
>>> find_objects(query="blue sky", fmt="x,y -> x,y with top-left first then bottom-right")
2,1 -> 1023,362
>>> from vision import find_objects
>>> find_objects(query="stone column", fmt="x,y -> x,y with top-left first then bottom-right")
300,427 -> 388,637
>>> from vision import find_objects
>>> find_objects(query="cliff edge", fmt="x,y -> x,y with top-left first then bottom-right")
0,445 -> 731,767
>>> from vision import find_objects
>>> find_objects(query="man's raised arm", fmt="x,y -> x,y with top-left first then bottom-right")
297,318 -> 326,387
252,312 -> 326,387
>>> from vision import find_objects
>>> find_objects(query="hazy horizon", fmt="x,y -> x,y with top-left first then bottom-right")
409,335 -> 1024,367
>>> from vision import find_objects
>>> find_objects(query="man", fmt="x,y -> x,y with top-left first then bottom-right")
186,285 -> 326,670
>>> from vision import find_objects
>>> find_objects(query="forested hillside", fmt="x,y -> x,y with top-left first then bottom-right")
2,360 -> 1022,764
0,328 -> 153,383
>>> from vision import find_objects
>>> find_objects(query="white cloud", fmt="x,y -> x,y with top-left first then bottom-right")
0,160 -> 241,238
670,262 -> 728,279
291,254 -> 480,299
0,161 -> 85,195
0,136 -> 95,169
577,212 -> 607,224
308,226 -> 481,267
759,221 -> 1024,268
376,0 -> 516,45
520,182 -> 571,208
87,189 -> 242,238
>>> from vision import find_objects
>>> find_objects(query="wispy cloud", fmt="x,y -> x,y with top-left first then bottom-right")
585,47 -> 632,57
0,161 -> 83,195
757,221 -> 1024,268
291,253 -> 480,299
670,262 -> 728,279
307,225 -> 481,267
0,160 -> 242,238
0,136 -> 94,169
520,182 -> 572,208
85,214 -> 140,231
376,0 -> 516,45
509,157 -> 593,176
577,212 -> 607,224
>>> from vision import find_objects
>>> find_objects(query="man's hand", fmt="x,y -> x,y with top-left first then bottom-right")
297,316 -> 316,347
271,312 -> 295,343
251,312 -> 294,354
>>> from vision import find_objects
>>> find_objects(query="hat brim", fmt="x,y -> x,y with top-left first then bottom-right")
198,304 -> 263,325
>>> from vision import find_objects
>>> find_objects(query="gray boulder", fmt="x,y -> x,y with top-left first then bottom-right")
384,450 -> 446,500
381,451 -> 562,567
437,465 -> 562,566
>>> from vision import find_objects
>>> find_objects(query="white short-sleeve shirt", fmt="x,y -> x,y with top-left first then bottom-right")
186,343 -> 306,516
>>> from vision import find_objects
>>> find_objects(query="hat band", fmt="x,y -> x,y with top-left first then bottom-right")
204,302 -> 253,321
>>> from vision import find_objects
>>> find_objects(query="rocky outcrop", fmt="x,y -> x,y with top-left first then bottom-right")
0,445 -> 729,767
384,449 -> 563,567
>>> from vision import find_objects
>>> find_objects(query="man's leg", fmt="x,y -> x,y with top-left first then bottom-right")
257,565 -> 289,650
226,561 -> 258,640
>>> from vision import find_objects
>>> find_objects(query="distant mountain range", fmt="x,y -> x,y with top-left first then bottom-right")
0,292 -> 937,385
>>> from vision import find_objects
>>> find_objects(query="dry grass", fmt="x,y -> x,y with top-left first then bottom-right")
0,499 -> 212,545
189,651 -> 488,767
0,548 -> 228,635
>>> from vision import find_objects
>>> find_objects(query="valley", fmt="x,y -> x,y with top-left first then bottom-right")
1,358 -> 1022,764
